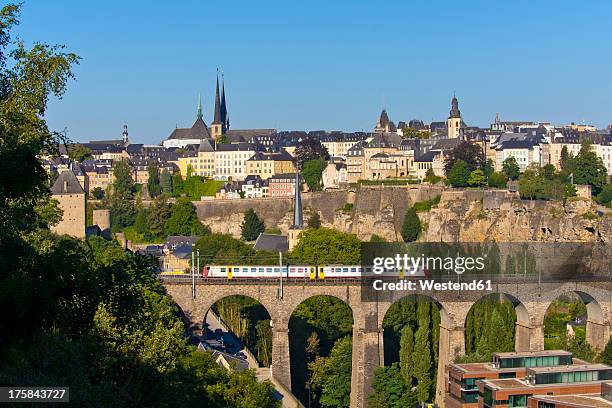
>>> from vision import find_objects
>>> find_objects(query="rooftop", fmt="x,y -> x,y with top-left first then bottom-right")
531,394 -> 612,408
493,350 -> 572,359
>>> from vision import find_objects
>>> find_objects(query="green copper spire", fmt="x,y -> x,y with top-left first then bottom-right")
197,93 -> 203,119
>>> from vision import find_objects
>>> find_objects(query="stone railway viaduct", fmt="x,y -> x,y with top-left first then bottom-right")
163,279 -> 612,408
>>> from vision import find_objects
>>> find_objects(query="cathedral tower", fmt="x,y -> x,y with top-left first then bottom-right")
211,70 -> 224,140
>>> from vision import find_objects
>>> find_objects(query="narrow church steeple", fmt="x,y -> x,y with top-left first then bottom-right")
197,93 -> 203,120
213,70 -> 222,124
288,168 -> 304,251
220,71 -> 228,131
293,169 -> 303,228
210,69 -> 224,140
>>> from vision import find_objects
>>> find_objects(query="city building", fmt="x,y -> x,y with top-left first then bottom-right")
268,173 -> 301,197
245,149 -> 295,179
444,350 -> 612,408
50,170 -> 86,238
163,95 -> 212,149
162,236 -> 200,273
374,109 -> 398,133
214,143 -> 257,181
322,161 -> 348,189
241,175 -> 268,198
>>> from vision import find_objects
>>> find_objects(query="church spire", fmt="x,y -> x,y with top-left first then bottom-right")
213,69 -> 222,124
197,93 -> 203,120
293,169 -> 303,228
449,94 -> 461,119
220,71 -> 228,131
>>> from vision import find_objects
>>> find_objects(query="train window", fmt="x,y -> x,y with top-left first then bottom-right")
251,268 -> 256,273
242,268 -> 248,273
258,268 -> 264,273
266,268 -> 272,273
343,267 -> 349,273
351,268 -> 356,272
220,268 -> 226,272
274,268 -> 280,273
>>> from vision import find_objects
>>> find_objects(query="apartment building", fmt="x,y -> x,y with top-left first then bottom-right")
214,143 -> 257,181
269,173 -> 301,197
245,149 -> 295,179
444,350 -> 612,408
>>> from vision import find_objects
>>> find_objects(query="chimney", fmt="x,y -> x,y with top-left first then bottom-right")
63,180 -> 68,192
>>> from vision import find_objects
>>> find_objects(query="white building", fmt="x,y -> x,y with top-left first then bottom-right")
214,143 -> 256,181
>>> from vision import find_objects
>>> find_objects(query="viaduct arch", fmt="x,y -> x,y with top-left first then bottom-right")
163,280 -> 612,408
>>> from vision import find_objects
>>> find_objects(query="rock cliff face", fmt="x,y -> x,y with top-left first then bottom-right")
194,187 -> 611,242
194,185 -> 442,241
420,190 -> 611,243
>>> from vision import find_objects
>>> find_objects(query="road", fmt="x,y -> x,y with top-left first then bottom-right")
203,310 -> 303,408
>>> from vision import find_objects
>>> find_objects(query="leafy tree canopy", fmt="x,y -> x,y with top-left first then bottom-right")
444,141 -> 484,174
241,208 -> 265,241
401,207 -> 421,243
447,159 -> 470,188
295,137 -> 329,168
502,156 -> 521,181
164,197 -> 210,237
290,228 -> 361,265
302,157 -> 327,191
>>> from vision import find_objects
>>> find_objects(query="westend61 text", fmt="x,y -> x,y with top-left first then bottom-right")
372,279 -> 493,292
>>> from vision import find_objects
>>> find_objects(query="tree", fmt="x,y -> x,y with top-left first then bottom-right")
171,173 -> 184,196
488,172 -> 508,189
401,207 -> 421,242
164,198 -> 210,236
502,156 -> 520,180
111,159 -> 135,198
602,337 -> 612,365
423,168 -> 441,184
241,208 -> 265,241
107,196 -> 136,230
483,159 -> 494,180
307,212 -> 321,229
67,143 -> 91,162
559,145 -> 572,171
572,140 -> 607,195
597,183 -> 612,205
147,161 -> 161,198
309,337 -> 352,408
467,169 -> 486,187
369,234 -> 387,243
302,157 -> 327,191
399,325 -> 414,385
447,159 -> 470,188
412,325 -> 432,403
91,187 -> 105,200
444,141 -> 484,174
369,364 -> 418,408
295,137 -> 329,168
147,196 -> 171,239
290,228 -> 361,264
518,166 -> 539,200
160,169 -> 172,194
541,163 -> 556,180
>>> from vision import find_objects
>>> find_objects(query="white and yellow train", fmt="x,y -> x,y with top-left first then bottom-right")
161,264 -> 426,280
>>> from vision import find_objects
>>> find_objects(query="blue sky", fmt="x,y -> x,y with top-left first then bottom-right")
13,0 -> 612,144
